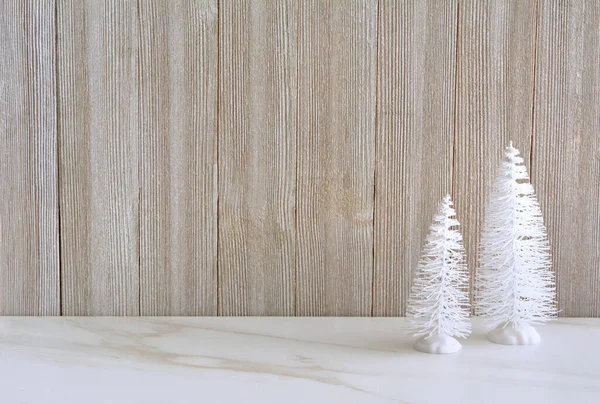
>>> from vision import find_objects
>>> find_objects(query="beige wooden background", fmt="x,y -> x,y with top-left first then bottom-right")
1,0 -> 598,317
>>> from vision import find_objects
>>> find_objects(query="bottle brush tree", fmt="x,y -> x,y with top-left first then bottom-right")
476,142 -> 556,345
407,195 -> 471,354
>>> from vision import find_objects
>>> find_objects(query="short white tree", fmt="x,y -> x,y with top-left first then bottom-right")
476,142 -> 556,345
407,195 -> 471,354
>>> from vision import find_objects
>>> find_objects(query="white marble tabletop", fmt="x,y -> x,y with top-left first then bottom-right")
1,317 -> 598,404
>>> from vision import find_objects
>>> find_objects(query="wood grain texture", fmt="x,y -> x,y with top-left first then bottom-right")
455,0 -> 537,302
218,0 -> 297,316
0,0 -> 59,315
138,0 -> 218,316
373,1 -> 458,317
2,1 -> 600,317
533,0 -> 600,317
296,0 -> 377,316
58,0 -> 140,315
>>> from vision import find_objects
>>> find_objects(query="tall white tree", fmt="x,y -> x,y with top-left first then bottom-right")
407,195 -> 471,354
476,142 -> 556,345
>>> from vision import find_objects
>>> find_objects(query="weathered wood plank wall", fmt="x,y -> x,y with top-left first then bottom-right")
455,0 -> 537,307
533,0 -> 600,317
0,0 -> 59,315
138,0 -> 218,316
374,0 -> 457,317
1,0 -> 599,316
219,0 -> 296,316
296,0 -> 377,316
58,0 -> 140,315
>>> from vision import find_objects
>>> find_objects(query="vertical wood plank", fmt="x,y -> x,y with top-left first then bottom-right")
218,0 -> 297,315
0,0 -> 59,315
138,1 -> 218,316
533,0 -> 600,316
296,0 -> 377,316
58,0 -> 140,315
455,0 -> 537,300
373,1 -> 458,316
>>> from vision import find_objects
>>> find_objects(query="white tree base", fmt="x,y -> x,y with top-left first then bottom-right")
414,335 -> 462,354
488,323 -> 541,345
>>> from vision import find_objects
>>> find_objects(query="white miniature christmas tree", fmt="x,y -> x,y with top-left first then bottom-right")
476,142 -> 556,345
407,195 -> 471,354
